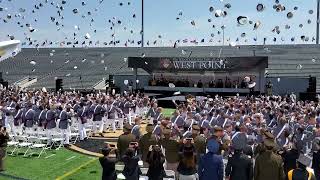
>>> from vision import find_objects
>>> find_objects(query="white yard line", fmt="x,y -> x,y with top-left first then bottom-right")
45,154 -> 56,159
66,156 -> 77,161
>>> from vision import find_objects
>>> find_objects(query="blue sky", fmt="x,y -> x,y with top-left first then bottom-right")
0,0 -> 317,47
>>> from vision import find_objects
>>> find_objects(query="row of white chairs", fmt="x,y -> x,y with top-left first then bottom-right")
7,127 -> 80,158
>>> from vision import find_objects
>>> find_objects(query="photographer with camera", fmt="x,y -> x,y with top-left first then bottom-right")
0,125 -> 9,171
146,145 -> 166,180
177,137 -> 197,180
99,143 -> 118,180
122,145 -> 142,180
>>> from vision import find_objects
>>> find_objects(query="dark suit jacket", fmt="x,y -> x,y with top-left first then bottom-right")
122,156 -> 141,180
313,151 -> 320,180
99,156 -> 117,180
225,152 -> 253,180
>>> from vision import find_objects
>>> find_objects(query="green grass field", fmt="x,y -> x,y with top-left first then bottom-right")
2,148 -> 100,180
1,109 -> 176,180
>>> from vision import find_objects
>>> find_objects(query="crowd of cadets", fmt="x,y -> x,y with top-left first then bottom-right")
1,86 -> 320,179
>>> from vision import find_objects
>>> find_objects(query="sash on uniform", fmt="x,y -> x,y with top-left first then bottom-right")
80,107 -> 87,124
276,123 -> 288,139
268,118 -> 275,127
222,118 -> 228,128
231,132 -> 241,141
201,120 -> 206,127
131,125 -> 139,134
25,109 -> 32,118
38,110 -> 44,120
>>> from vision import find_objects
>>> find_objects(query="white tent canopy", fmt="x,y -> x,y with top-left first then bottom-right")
0,40 -> 21,62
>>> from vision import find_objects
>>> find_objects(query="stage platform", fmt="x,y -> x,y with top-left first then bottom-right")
144,86 -> 250,97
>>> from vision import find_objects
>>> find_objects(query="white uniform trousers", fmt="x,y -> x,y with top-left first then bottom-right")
46,128 -> 54,145
60,127 -> 71,145
105,118 -> 116,132
93,121 -> 104,134
4,116 -> 13,133
78,122 -> 87,140
13,124 -> 23,136
127,114 -> 132,125
117,118 -> 124,130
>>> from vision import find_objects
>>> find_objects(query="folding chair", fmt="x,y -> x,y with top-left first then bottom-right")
27,136 -> 49,158
15,135 -> 32,156
70,126 -> 79,144
51,130 -> 64,150
7,135 -> 19,156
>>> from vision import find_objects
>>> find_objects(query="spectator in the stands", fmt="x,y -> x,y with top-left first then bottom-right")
216,79 -> 224,88
225,78 -> 232,88
209,80 -> 215,88
122,147 -> 142,180
146,145 -> 166,180
197,80 -> 203,88
184,79 -> 190,87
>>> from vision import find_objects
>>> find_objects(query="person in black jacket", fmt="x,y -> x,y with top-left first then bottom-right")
122,148 -> 141,180
99,144 -> 118,180
312,139 -> 320,180
288,154 -> 316,180
282,142 -> 301,180
225,145 -> 253,180
146,145 -> 166,180
177,142 -> 197,179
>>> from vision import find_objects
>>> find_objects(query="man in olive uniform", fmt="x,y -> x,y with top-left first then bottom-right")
139,124 -> 158,167
254,138 -> 285,180
0,126 -> 9,171
117,123 -> 136,158
160,128 -> 180,172
192,124 -> 206,161
254,130 -> 275,157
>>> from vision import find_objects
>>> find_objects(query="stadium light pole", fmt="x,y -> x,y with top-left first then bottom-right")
141,0 -> 144,48
317,0 -> 320,44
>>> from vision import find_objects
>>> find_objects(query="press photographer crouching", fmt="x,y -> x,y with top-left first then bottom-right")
0,125 -> 9,171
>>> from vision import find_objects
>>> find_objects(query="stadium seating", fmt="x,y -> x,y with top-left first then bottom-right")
1,45 -> 320,91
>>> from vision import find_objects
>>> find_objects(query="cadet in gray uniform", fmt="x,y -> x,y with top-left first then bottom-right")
58,106 -> 71,145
